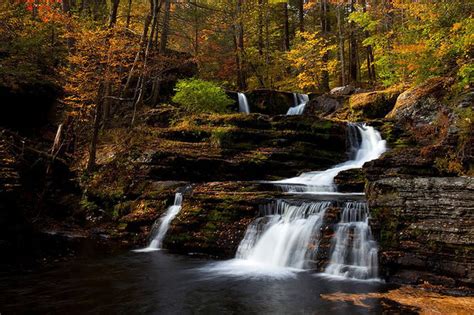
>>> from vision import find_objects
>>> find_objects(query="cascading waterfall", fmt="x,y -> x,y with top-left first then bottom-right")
324,202 -> 379,280
134,193 -> 183,252
274,123 -> 386,193
287,93 -> 309,115
236,200 -> 330,269
204,123 -> 386,280
238,92 -> 250,114
202,200 -> 330,277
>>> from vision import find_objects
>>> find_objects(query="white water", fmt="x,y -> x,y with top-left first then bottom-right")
202,200 -> 329,277
134,193 -> 183,252
203,123 -> 386,280
275,124 -> 386,192
287,93 -> 309,115
238,92 -> 250,114
324,202 -> 379,280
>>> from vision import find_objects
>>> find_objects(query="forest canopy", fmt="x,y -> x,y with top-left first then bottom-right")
0,0 -> 472,134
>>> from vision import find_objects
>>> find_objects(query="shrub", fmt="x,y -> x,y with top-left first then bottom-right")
172,79 -> 233,113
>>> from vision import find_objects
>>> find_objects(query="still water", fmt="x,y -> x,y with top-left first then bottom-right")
0,251 -> 388,314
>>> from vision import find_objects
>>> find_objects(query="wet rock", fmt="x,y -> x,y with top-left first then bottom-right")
334,169 -> 365,192
164,181 -> 284,258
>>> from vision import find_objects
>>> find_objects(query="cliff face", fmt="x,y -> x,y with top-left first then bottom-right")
367,175 -> 473,286
364,80 -> 473,287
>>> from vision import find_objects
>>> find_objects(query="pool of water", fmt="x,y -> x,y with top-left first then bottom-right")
0,251 -> 389,314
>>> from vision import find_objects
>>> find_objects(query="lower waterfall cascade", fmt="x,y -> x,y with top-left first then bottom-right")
134,193 -> 184,252
207,123 -> 386,280
235,200 -> 330,269
324,201 -> 379,280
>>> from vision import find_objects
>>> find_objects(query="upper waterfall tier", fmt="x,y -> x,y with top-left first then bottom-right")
287,93 -> 309,115
274,124 -> 387,193
238,92 -> 250,114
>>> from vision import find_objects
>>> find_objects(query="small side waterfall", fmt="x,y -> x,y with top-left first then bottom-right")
134,193 -> 183,252
324,202 -> 379,280
236,200 -> 330,269
238,92 -> 250,114
287,93 -> 309,115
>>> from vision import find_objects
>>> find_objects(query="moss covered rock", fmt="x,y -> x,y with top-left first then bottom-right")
349,87 -> 402,119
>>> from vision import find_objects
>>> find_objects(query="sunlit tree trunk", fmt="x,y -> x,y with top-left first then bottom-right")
337,4 -> 346,86
320,0 -> 330,91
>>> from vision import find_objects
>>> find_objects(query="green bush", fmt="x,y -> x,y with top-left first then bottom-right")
172,79 -> 233,113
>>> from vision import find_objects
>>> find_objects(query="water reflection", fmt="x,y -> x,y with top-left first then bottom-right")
0,251 -> 385,314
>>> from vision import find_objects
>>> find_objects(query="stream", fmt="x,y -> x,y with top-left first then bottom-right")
0,251 -> 390,314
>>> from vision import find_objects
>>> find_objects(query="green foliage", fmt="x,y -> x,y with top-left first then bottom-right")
172,79 -> 233,114
351,2 -> 473,87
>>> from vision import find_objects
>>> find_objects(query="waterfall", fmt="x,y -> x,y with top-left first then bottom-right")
201,200 -> 330,277
274,123 -> 386,193
236,200 -> 330,269
324,202 -> 379,280
238,92 -> 250,114
287,93 -> 309,115
203,123 -> 385,280
134,193 -> 183,252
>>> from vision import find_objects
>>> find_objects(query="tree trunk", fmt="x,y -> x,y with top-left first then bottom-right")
87,82 -> 104,172
349,0 -> 358,83
283,2 -> 290,51
159,0 -> 171,54
257,0 -> 264,55
126,0 -> 133,28
298,0 -> 304,32
320,0 -> 330,91
362,0 -> 376,82
108,0 -> 120,28
131,0 -> 162,126
337,5 -> 346,86
234,0 -> 246,90
62,0 -> 71,13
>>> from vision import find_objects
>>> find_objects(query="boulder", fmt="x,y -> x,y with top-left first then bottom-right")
245,89 -> 294,115
305,95 -> 342,116
386,77 -> 455,123
330,85 -> 355,97
349,87 -> 402,119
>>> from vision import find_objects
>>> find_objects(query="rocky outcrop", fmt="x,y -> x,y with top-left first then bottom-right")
367,175 -> 474,287
386,77 -> 454,123
330,85 -> 355,97
245,89 -> 294,115
364,79 -> 473,287
304,95 -> 343,116
164,182 -> 281,257
349,87 -> 402,119
98,113 -> 348,182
